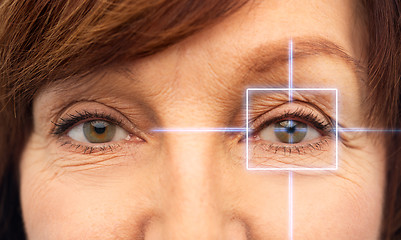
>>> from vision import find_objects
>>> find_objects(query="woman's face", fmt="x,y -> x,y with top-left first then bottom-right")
20,0 -> 385,239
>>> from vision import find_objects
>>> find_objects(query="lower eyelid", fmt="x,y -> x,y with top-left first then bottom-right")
252,138 -> 331,154
56,130 -> 145,155
58,140 -> 123,154
247,137 -> 335,168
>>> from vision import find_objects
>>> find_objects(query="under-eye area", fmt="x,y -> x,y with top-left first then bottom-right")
246,89 -> 337,169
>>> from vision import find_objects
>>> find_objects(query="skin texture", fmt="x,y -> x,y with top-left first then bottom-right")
20,0 -> 385,239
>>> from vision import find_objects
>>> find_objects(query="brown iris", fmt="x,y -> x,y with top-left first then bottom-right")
83,120 -> 116,143
274,120 -> 307,143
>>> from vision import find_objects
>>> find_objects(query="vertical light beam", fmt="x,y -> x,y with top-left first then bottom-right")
289,171 -> 294,240
288,39 -> 293,101
288,39 -> 294,240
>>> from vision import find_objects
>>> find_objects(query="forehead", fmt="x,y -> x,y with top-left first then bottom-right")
184,0 -> 362,54
119,0 -> 364,99
38,0 -> 365,127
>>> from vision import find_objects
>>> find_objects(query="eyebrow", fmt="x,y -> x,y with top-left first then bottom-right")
240,37 -> 366,86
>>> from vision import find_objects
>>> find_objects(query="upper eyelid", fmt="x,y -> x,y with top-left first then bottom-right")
248,102 -> 334,134
50,100 -> 134,125
251,112 -> 331,138
49,100 -> 139,134
51,111 -> 125,136
253,113 -> 333,135
248,92 -> 335,118
249,99 -> 334,122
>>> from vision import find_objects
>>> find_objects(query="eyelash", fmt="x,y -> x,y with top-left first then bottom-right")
51,111 -> 125,154
251,108 -> 333,135
51,111 -> 123,135
248,108 -> 334,155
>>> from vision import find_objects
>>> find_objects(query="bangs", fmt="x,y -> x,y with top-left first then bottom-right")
0,0 -> 248,104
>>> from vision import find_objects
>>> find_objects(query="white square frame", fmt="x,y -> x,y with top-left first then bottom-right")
246,88 -> 338,171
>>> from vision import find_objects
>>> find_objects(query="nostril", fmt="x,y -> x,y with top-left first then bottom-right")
223,218 -> 250,240
143,216 -> 164,240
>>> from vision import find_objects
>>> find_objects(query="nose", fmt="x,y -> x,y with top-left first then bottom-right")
146,132 -> 248,240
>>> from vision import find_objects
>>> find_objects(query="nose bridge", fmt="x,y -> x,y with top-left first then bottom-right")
161,132 -> 224,239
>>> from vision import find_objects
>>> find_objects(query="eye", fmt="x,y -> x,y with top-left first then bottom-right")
67,120 -> 129,143
258,119 -> 321,144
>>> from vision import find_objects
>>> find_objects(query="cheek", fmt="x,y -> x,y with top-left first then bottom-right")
19,132 -> 386,240
19,135 -> 154,240
293,173 -> 384,239
233,141 -> 386,239
291,143 -> 386,240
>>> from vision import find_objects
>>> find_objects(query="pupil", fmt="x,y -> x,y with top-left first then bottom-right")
280,120 -> 297,133
91,121 -> 108,135
286,125 -> 296,134
94,126 -> 106,134
274,120 -> 307,144
83,120 -> 116,143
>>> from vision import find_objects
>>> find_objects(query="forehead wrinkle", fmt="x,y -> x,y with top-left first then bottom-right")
239,36 -> 366,86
